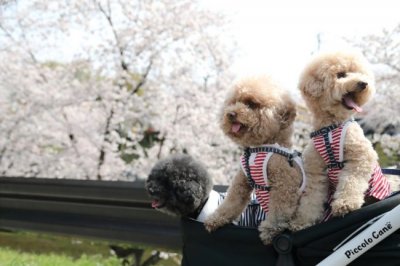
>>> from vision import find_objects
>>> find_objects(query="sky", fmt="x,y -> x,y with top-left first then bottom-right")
203,0 -> 400,91
4,0 -> 399,92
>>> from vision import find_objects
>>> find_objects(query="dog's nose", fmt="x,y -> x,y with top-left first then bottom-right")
227,112 -> 237,121
357,81 -> 368,90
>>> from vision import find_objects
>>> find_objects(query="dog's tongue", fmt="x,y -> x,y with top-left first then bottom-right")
151,200 -> 159,208
231,123 -> 242,133
343,95 -> 363,113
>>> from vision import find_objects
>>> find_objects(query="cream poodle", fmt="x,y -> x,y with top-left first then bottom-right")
291,51 -> 398,231
204,76 -> 306,244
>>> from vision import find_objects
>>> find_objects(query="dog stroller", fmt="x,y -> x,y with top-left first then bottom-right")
180,169 -> 400,266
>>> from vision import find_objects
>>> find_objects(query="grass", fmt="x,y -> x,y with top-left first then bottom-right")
0,231 -> 112,259
0,230 -> 180,266
0,248 -> 119,266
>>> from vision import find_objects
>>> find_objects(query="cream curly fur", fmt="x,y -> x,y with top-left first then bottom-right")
204,76 -> 303,244
291,51 -> 399,231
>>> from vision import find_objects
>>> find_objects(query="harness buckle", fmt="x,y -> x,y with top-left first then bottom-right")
292,150 -> 302,158
320,127 -> 329,134
288,156 -> 294,167
287,150 -> 301,167
328,162 -> 345,169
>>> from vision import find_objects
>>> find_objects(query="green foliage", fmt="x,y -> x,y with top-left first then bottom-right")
117,127 -> 162,163
375,142 -> 400,167
41,144 -> 65,154
120,150 -> 140,163
112,72 -> 144,94
139,128 -> 161,149
73,67 -> 92,82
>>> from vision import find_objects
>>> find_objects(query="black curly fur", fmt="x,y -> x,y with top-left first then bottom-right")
145,154 -> 213,217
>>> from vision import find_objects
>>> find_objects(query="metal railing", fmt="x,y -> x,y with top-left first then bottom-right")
0,177 -> 184,249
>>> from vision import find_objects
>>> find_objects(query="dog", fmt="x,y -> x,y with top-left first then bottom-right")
146,154 -> 213,218
203,76 -> 306,244
291,51 -> 398,231
146,154 -> 267,227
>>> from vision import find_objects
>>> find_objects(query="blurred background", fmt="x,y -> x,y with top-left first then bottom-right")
1,0 -> 399,184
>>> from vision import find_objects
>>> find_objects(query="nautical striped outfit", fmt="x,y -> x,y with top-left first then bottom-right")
239,144 -> 307,214
196,190 -> 266,227
311,119 -> 391,221
224,192 -> 267,227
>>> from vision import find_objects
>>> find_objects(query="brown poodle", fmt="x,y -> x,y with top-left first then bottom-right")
204,76 -> 306,244
291,51 -> 399,231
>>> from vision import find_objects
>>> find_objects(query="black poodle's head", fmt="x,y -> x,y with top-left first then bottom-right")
145,154 -> 213,217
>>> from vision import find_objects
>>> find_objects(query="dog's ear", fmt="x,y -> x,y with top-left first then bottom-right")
278,95 -> 297,129
299,75 -> 324,99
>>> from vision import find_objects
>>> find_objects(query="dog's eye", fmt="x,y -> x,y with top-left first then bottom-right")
244,100 -> 258,109
337,72 -> 347,78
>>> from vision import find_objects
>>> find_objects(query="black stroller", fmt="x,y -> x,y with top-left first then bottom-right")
180,169 -> 400,266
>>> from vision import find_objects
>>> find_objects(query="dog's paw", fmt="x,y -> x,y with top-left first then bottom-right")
289,220 -> 315,232
331,198 -> 363,217
204,215 -> 226,233
258,221 -> 285,245
259,232 -> 274,245
289,213 -> 321,232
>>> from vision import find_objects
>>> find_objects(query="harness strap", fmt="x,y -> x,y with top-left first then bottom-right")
322,132 -> 341,169
244,148 -> 270,191
310,118 -> 355,138
244,147 -> 302,191
248,146 -> 302,167
310,119 -> 355,170
310,123 -> 340,138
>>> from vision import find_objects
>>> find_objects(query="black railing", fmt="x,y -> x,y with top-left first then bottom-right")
0,177 -> 188,249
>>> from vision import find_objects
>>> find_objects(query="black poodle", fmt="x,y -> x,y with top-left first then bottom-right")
146,154 -> 213,218
146,154 -> 266,226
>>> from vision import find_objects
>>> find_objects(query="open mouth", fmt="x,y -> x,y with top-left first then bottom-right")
151,199 -> 165,209
231,122 -> 246,135
342,92 -> 362,113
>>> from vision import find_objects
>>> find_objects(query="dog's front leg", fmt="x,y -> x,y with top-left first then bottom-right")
331,124 -> 377,217
258,191 -> 293,245
259,158 -> 304,244
290,143 -> 328,231
204,170 -> 252,232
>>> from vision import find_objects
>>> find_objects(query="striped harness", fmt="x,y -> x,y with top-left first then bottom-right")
311,119 -> 391,221
240,145 -> 306,214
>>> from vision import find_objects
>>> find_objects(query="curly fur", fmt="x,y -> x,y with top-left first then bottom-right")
291,51 -> 398,231
146,154 -> 213,217
204,76 -> 303,244
299,51 -> 374,128
220,76 -> 296,147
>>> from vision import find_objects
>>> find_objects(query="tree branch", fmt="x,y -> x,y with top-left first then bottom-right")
0,22 -> 48,82
62,111 -> 90,179
96,107 -> 114,180
96,0 -> 129,72
132,59 -> 153,94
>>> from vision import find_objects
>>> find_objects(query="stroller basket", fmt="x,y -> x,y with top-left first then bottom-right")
181,191 -> 400,266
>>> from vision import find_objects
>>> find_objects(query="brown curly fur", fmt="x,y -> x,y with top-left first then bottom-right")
291,51 -> 398,231
204,76 -> 303,244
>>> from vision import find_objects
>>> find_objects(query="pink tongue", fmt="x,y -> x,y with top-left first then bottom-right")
151,200 -> 159,208
231,123 -> 242,133
343,95 -> 363,113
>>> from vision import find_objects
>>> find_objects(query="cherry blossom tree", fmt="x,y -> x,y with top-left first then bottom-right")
0,0 -> 239,182
351,24 -> 400,166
